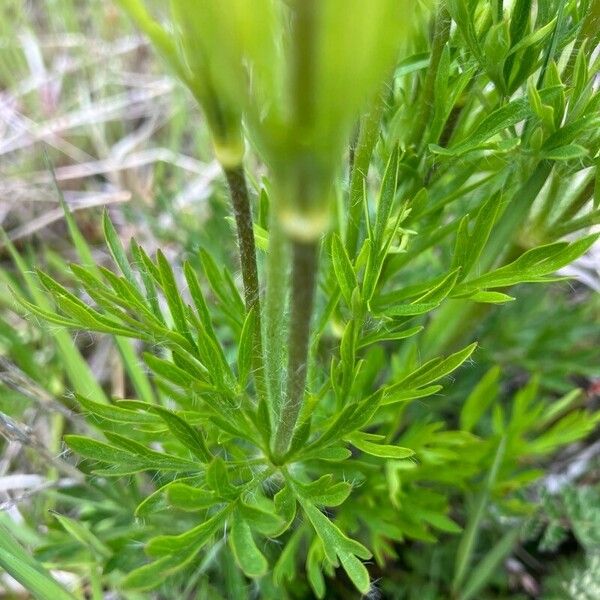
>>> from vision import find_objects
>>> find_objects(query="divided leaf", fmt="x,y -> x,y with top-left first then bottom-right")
229,512 -> 268,578
298,495 -> 371,595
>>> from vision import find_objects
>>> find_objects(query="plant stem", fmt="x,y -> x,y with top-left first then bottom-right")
224,166 -> 260,310
273,239 -> 319,459
223,165 -> 267,401
264,211 -> 289,421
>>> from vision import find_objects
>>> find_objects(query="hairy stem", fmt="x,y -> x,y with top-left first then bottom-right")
264,211 -> 289,422
223,165 -> 267,402
273,240 -> 319,459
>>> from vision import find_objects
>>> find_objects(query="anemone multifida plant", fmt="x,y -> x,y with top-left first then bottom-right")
6,0 -> 600,597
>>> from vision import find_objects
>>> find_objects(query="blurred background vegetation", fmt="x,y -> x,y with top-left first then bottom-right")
0,1 -> 599,598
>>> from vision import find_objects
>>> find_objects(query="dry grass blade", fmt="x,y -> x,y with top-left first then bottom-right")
0,412 -> 83,482
2,191 -> 131,242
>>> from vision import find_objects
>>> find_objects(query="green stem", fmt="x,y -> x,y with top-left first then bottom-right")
224,166 -> 260,311
273,240 -> 319,460
291,0 -> 316,127
264,210 -> 289,421
223,165 -> 267,402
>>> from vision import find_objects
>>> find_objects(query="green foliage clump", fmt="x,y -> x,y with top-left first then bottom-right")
2,0 -> 600,598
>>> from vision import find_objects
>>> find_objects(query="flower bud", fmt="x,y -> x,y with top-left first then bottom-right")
241,0 -> 428,240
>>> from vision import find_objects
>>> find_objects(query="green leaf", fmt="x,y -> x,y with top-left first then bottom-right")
104,432 -> 200,470
56,190 -> 155,403
376,302 -> 440,318
12,295 -> 83,329
134,477 -> 202,517
96,266 -> 151,316
542,114 -> 600,151
0,525 -> 77,600
572,39 -> 589,101
306,539 -> 326,599
339,553 -> 371,596
456,234 -> 599,293
331,233 -> 358,307
307,390 -> 384,451
382,385 -> 443,406
395,51 -> 430,77
415,510 -> 463,534
460,366 -> 501,432
537,389 -> 582,429
183,261 -> 210,324
391,343 -> 477,391
76,394 -> 160,426
443,85 -> 563,156
299,474 -> 352,507
156,249 -> 194,345
65,435 -> 146,467
452,195 -> 502,280
527,80 -> 554,129
373,146 -> 401,249
253,395 -> 273,446
301,446 -> 352,462
237,308 -> 256,388
273,528 -> 304,586
199,249 -> 244,330
146,405 -> 211,462
414,268 -> 461,304
167,483 -> 217,511
230,512 -> 268,578
102,210 -> 137,287
122,553 -> 194,591
361,148 -> 401,300
298,496 -> 371,595
541,144 -> 588,160
34,271 -> 138,336
143,352 -> 211,390
131,238 -> 164,321
453,436 -> 507,592
274,484 -> 298,529
347,432 -> 414,459
464,290 -> 515,303
357,324 -> 423,348
1,231 -> 107,403
239,500 -> 286,536
447,0 -> 481,59
65,434 -> 198,473
183,260 -> 227,366
53,513 -> 111,558
206,457 -> 238,500
459,530 -> 520,600
146,506 -> 230,557
508,17 -> 557,56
